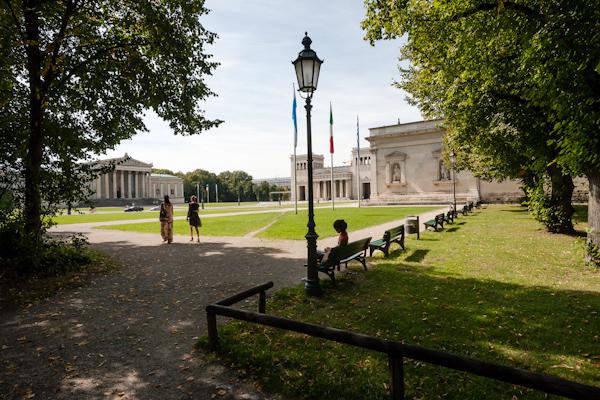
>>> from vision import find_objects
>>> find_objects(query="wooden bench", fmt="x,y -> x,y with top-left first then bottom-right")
423,213 -> 445,231
467,201 -> 474,212
317,237 -> 371,284
444,210 -> 454,224
369,225 -> 405,257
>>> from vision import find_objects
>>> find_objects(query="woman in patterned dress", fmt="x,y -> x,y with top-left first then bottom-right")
187,195 -> 201,242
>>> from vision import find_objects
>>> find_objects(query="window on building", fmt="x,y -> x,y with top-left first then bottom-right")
155,188 -> 160,195
170,188 -> 175,195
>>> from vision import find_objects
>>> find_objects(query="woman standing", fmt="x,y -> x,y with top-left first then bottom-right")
159,195 -> 174,243
187,195 -> 201,242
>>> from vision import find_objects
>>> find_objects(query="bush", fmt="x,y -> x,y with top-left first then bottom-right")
0,211 -> 92,279
523,183 -> 573,233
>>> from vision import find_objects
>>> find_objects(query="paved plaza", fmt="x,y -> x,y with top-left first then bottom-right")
0,208 -> 443,400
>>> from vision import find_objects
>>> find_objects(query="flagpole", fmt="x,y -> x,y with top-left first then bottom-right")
331,152 -> 334,210
329,102 -> 334,211
357,115 -> 361,208
294,148 -> 298,214
293,84 -> 298,214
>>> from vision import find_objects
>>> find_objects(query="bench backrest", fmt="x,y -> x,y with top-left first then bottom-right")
325,237 -> 372,266
435,214 -> 445,223
446,210 -> 453,219
385,225 -> 404,241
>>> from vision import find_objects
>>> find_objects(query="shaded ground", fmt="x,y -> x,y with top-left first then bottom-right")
0,239 -> 306,400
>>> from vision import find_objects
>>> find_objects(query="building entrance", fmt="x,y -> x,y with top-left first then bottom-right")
362,182 -> 371,199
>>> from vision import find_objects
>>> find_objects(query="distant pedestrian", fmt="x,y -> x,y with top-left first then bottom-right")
159,195 -> 174,243
187,195 -> 201,242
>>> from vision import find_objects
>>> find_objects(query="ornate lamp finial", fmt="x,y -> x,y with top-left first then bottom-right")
302,33 -> 312,49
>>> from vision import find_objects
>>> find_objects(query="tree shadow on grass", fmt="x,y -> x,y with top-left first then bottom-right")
445,227 -> 460,233
405,249 -> 430,263
501,208 -> 529,213
208,257 -> 600,400
289,261 -> 600,399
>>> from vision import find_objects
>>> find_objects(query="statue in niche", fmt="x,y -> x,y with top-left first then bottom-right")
439,160 -> 451,181
391,163 -> 402,183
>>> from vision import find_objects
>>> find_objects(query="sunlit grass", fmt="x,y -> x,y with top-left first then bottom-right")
51,206 -> 286,225
97,212 -> 284,237
258,206 -> 439,240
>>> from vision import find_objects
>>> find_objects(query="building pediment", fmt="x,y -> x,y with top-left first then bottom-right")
96,154 -> 153,169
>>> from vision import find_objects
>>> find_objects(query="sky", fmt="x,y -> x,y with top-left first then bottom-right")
103,0 -> 422,178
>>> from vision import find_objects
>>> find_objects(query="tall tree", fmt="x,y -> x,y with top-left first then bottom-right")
217,170 -> 254,202
0,0 -> 222,236
362,0 -> 599,244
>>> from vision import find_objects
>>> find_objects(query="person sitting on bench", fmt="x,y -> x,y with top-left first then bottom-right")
318,219 -> 348,263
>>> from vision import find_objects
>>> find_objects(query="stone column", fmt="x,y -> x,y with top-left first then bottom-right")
180,183 -> 184,199
129,171 -> 134,199
135,172 -> 140,198
102,173 -> 108,199
167,183 -> 171,197
111,171 -> 117,199
95,178 -> 101,199
120,171 -> 125,198
141,172 -> 146,198
371,149 -> 378,198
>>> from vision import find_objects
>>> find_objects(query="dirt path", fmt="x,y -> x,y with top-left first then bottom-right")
0,207 -> 444,400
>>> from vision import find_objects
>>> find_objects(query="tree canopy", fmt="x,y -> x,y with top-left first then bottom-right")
362,0 -> 600,248
0,0 -> 222,236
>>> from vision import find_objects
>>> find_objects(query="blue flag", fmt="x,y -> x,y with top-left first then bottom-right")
292,84 -> 298,148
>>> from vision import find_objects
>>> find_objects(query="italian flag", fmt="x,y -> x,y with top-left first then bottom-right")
329,102 -> 334,154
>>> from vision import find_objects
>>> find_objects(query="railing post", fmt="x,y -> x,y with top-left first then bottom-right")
389,355 -> 405,400
416,216 -> 420,240
258,290 -> 266,314
207,309 -> 219,349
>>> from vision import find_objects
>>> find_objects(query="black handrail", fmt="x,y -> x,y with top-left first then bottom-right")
205,283 -> 600,400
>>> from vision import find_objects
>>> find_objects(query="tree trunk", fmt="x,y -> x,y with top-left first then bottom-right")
23,0 -> 44,236
547,164 -> 575,234
587,171 -> 600,255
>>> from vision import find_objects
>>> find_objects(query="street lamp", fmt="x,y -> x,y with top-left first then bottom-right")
450,151 -> 457,216
293,32 -> 323,296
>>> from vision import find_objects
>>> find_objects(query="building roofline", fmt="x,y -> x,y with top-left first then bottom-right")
369,118 -> 444,131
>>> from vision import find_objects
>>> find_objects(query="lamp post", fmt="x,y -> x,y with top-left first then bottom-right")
450,151 -> 457,215
293,32 -> 323,296
200,182 -> 204,209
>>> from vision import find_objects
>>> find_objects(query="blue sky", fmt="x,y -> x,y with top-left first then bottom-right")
104,0 -> 422,178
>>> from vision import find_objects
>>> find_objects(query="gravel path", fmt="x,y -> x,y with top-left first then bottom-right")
0,207 -> 444,400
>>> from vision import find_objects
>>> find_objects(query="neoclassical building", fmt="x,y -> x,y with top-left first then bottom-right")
291,119 -> 524,204
89,154 -> 184,205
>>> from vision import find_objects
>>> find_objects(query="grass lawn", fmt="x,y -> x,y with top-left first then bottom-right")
203,201 -> 259,208
204,205 -> 600,399
257,206 -> 439,240
97,212 -> 284,237
51,206 -> 288,225
574,204 -> 588,228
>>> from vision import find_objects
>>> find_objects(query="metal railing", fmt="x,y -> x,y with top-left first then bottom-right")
205,282 -> 600,400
